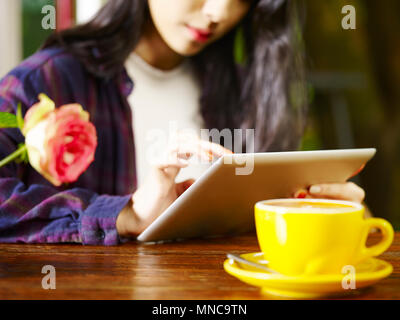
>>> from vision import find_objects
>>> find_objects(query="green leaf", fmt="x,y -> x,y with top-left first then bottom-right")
234,26 -> 247,65
0,112 -> 18,129
16,103 -> 25,131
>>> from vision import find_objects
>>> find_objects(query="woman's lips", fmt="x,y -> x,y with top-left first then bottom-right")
186,25 -> 213,43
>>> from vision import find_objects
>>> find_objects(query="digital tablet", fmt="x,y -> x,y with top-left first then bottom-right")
137,148 -> 376,243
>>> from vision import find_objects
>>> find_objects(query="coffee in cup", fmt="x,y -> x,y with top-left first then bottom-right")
254,199 -> 394,276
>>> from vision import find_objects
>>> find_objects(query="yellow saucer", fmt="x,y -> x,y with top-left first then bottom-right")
223,253 -> 393,299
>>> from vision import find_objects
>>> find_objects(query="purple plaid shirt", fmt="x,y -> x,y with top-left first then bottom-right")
0,47 -> 137,245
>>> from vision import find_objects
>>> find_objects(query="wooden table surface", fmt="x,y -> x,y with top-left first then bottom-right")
0,232 -> 399,300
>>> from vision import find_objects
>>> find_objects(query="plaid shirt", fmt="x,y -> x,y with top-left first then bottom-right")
0,48 -> 137,245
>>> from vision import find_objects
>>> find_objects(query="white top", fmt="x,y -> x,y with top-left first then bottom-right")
125,53 -> 211,187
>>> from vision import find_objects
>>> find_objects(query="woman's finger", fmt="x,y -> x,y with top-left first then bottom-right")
169,143 -> 211,163
153,158 -> 189,183
174,133 -> 233,156
156,158 -> 190,171
169,137 -> 211,162
294,189 -> 312,199
175,179 -> 195,197
177,152 -> 194,160
308,182 -> 365,203
198,140 -> 234,158
169,139 -> 232,163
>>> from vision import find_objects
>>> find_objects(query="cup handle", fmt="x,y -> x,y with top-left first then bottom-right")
358,218 -> 394,262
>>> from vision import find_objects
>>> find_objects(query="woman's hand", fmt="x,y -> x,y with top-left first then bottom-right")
116,135 -> 233,238
294,182 -> 366,203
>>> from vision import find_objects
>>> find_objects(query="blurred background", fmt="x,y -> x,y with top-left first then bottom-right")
0,0 -> 399,229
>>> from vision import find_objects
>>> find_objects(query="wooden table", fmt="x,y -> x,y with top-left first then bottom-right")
0,233 -> 398,300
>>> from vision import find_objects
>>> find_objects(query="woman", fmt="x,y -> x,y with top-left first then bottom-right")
0,0 -> 365,245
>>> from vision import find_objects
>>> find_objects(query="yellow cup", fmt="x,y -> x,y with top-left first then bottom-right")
254,199 -> 394,276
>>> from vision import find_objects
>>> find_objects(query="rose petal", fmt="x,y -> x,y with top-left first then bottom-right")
22,94 -> 55,136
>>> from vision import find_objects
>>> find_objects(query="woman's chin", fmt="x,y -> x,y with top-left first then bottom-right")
166,39 -> 208,57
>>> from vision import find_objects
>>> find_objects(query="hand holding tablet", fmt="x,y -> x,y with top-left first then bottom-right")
137,148 -> 376,242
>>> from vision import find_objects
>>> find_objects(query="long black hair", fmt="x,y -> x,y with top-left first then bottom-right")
43,0 -> 307,152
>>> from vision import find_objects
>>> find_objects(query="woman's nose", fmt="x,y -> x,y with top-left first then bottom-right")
202,0 -> 230,23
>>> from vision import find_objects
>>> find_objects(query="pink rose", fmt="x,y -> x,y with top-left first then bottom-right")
23,94 -> 97,186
